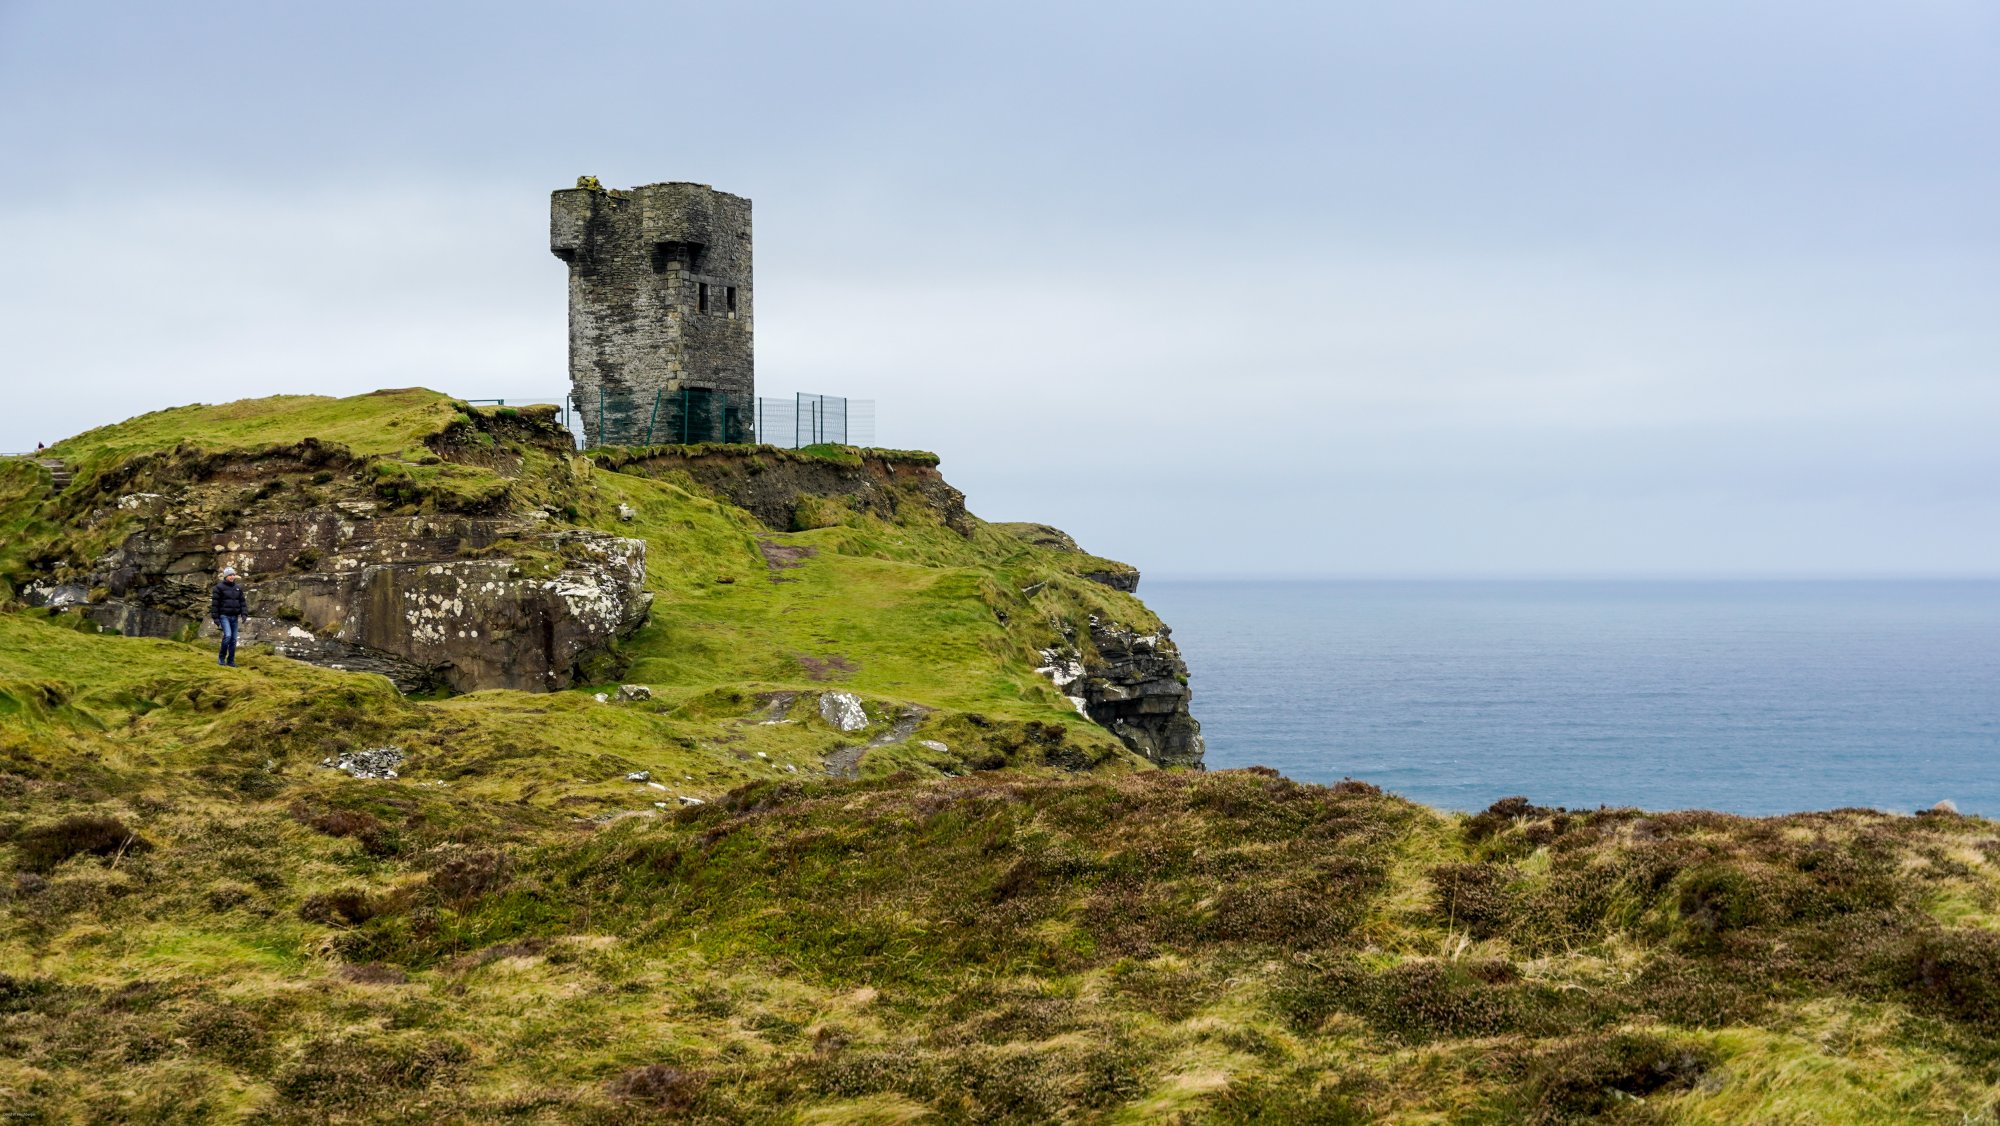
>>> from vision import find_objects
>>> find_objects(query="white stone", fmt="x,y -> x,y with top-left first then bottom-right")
918,740 -> 950,753
818,691 -> 868,732
1035,647 -> 1086,691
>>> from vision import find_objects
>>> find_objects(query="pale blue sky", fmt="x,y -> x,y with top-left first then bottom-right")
1,1 -> 1994,576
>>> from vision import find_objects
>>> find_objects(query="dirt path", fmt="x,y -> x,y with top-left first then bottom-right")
822,743 -> 867,779
754,535 -> 815,581
821,705 -> 931,779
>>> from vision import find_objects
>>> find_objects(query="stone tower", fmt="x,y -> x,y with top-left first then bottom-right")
550,179 -> 753,446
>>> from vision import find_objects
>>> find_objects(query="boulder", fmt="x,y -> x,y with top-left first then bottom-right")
818,691 -> 868,732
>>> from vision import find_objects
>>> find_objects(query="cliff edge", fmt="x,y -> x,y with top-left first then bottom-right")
0,388 -> 1200,767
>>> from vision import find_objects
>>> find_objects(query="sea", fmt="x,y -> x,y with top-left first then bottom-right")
1142,580 -> 2000,817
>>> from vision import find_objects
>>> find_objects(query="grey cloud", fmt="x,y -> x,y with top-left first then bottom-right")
0,0 -> 1993,575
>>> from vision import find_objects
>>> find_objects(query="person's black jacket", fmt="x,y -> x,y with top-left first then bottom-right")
210,580 -> 249,620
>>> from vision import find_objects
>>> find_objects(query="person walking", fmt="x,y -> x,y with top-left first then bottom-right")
210,566 -> 249,667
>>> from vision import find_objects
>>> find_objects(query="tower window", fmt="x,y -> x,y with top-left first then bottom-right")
698,283 -> 710,313
651,240 -> 705,271
726,286 -> 738,313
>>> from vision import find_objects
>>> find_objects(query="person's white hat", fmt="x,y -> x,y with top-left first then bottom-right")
222,566 -> 238,577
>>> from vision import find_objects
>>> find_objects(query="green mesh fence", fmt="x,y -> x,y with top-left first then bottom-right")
583,388 -> 749,447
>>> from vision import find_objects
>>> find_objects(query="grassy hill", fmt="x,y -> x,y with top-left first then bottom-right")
2,391 -> 1998,1122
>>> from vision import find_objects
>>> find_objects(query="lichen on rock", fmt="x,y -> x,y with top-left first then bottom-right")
818,691 -> 869,733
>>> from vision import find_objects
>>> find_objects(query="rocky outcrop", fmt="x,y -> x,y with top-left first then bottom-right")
32,501 -> 650,694
1039,615 -> 1204,769
15,410 -> 652,694
992,521 -> 1140,592
598,446 -> 974,535
1081,569 -> 1140,593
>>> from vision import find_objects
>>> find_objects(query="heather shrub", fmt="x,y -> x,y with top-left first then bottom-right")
13,814 -> 145,871
606,1064 -> 710,1114
273,1035 -> 470,1111
1518,1031 -> 1714,1121
298,887 -> 376,926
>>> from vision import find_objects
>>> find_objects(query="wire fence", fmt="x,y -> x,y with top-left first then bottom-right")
754,393 -> 876,448
561,390 -> 872,449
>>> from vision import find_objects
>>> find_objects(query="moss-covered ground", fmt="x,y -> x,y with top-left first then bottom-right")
3,391 -> 1999,1121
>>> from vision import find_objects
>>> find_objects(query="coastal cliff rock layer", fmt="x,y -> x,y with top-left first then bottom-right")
34,506 -> 649,694
1037,617 -> 1203,768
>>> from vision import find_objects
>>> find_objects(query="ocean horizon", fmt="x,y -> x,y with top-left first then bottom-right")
1143,579 -> 2000,817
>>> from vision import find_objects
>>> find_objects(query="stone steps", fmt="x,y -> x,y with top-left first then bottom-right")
37,458 -> 73,493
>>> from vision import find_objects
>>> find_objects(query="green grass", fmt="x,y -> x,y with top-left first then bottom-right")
6,389 -> 1999,1121
573,453 -> 1150,729
45,387 -> 466,472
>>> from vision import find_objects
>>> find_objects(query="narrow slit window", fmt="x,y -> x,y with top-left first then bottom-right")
726,286 -> 738,313
698,283 -> 710,313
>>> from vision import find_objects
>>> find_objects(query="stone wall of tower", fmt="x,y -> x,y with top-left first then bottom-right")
551,181 -> 753,445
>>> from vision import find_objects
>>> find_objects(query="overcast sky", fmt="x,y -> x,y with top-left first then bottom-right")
1,1 -> 1993,576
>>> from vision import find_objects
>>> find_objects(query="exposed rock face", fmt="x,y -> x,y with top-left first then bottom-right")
1082,569 -> 1140,593
600,447 -> 973,535
1039,615 -> 1203,768
11,406 -> 655,695
28,500 -> 650,695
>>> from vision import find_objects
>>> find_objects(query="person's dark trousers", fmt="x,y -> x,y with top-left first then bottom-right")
218,615 -> 241,666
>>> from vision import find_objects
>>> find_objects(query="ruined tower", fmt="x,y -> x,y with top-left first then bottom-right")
551,179 -> 753,446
